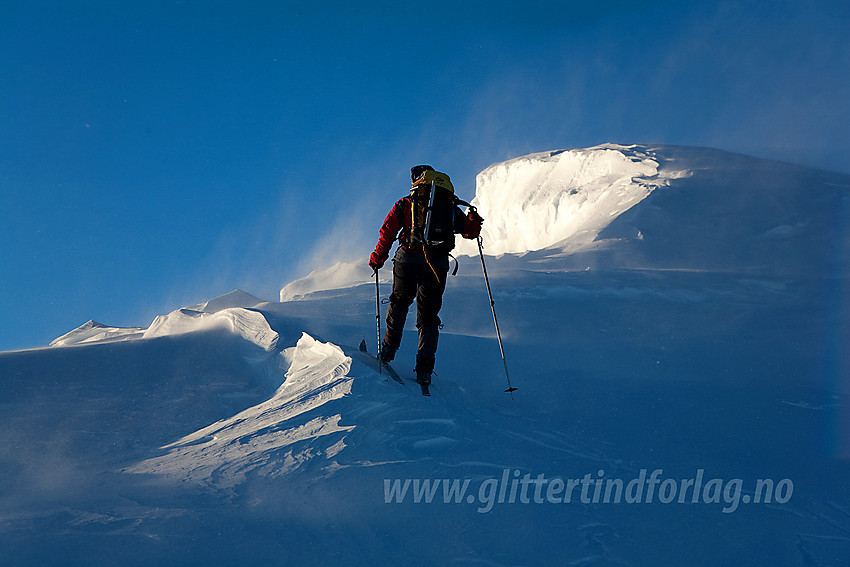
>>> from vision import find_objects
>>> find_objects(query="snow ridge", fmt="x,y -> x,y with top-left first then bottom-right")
143,306 -> 278,351
124,333 -> 353,488
51,290 -> 278,352
455,143 -> 689,256
49,320 -> 146,347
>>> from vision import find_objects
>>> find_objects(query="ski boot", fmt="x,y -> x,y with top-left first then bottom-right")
380,343 -> 396,364
416,370 -> 431,397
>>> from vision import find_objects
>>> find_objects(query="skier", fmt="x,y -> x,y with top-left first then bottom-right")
369,165 -> 484,393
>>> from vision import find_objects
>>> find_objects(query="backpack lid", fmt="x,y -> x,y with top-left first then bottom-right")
411,169 -> 454,194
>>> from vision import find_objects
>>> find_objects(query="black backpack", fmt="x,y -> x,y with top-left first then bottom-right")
406,170 -> 458,253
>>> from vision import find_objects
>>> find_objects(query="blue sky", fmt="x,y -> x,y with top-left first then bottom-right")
1,0 -> 849,351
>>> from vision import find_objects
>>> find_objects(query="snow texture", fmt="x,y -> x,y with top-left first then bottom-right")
455,143 -> 688,256
1,144 -> 849,566
125,333 -> 353,488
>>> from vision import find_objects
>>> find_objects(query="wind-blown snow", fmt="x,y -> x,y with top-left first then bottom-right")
185,289 -> 265,313
280,259 -> 391,302
125,333 -> 352,488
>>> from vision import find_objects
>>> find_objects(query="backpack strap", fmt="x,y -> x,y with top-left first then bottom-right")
454,196 -> 472,208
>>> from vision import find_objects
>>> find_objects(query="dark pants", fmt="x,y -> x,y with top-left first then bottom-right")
382,259 -> 448,375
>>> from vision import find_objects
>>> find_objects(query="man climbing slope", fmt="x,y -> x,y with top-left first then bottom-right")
369,165 -> 483,395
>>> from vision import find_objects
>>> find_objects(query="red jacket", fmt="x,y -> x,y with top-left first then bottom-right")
371,195 -> 483,267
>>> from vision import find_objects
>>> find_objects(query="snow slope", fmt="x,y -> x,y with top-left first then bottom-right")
1,144 -> 849,566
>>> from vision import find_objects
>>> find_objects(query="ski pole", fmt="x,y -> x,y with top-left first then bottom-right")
477,235 -> 516,396
374,267 -> 382,374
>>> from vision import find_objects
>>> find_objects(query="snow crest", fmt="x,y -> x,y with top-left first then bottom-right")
456,144 -> 686,256
185,289 -> 265,313
280,260 -> 390,302
143,306 -> 278,351
51,290 -> 278,352
49,320 -> 146,347
125,333 -> 354,488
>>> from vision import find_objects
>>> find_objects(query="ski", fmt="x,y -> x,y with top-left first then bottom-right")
357,340 -> 404,385
356,341 -> 431,397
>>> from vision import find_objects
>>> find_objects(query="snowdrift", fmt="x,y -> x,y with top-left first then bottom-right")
51,289 -> 279,351
49,320 -> 146,346
125,333 -> 353,489
143,306 -> 279,351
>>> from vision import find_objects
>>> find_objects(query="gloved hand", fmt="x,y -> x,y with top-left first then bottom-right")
369,251 -> 384,270
462,208 -> 484,239
468,208 -> 484,225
